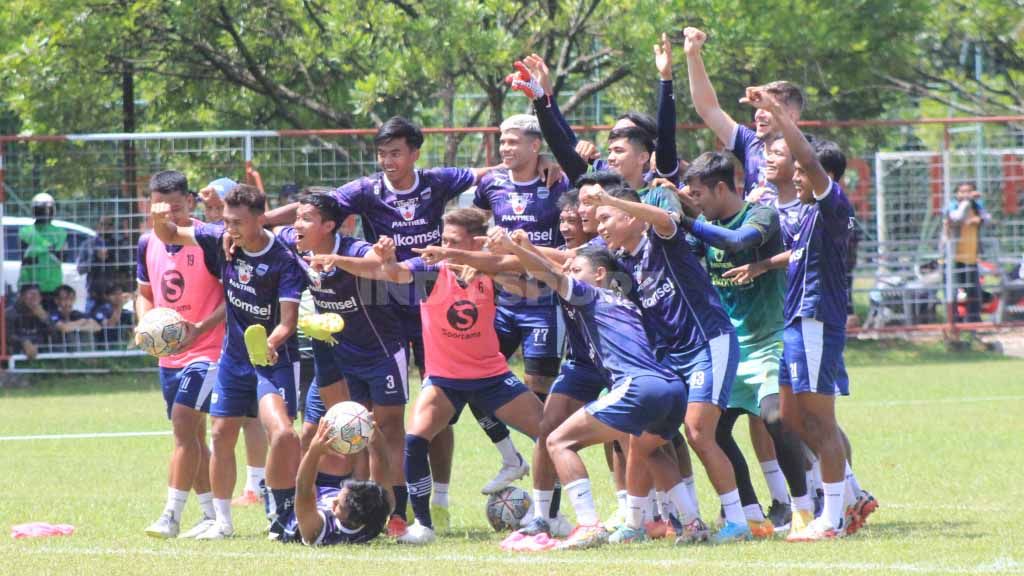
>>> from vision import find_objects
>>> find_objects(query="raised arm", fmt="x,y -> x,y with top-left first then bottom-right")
722,250 -> 791,284
581,186 -> 677,239
654,33 -> 680,178
150,203 -> 198,246
489,228 -> 571,300
743,88 -> 830,196
412,245 -> 523,276
683,27 -> 739,147
295,420 -> 331,543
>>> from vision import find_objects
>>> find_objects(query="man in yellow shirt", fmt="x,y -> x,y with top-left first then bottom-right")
947,182 -> 989,322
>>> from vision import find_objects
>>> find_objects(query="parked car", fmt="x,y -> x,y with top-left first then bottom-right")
2,217 -> 96,311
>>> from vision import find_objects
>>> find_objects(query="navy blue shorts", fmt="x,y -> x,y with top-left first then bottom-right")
586,375 -> 686,440
659,332 -> 739,409
495,304 -> 565,361
312,341 -> 409,407
211,354 -> 301,419
779,318 -> 850,396
159,361 -> 216,419
397,304 -> 424,373
425,372 -> 530,425
550,360 -> 608,404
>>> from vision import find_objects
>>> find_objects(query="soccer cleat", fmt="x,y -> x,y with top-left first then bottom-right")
298,313 -> 345,345
481,455 -> 530,494
516,533 -> 559,552
144,511 -> 180,539
609,524 -> 649,544
854,490 -> 879,527
194,521 -> 234,540
244,325 -> 270,366
178,516 -> 216,539
231,489 -> 262,507
430,504 -> 450,533
767,499 -> 792,533
788,508 -> 813,538
713,520 -> 753,544
674,518 -> 711,545
556,524 -> 608,550
603,507 -> 627,532
397,521 -> 436,545
786,517 -> 842,542
387,515 -> 408,538
842,503 -> 861,536
748,518 -> 776,539
644,518 -> 670,539
548,514 -> 573,538
501,517 -> 549,550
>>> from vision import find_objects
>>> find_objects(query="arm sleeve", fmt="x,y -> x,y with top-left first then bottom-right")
431,168 -> 477,201
342,239 -> 373,258
565,277 -> 597,306
472,175 -> 493,210
136,234 -> 151,284
278,254 -> 307,303
276,227 -> 298,251
533,97 -> 589,184
549,96 -> 578,146
814,179 -> 855,237
688,220 -> 765,254
655,80 -> 679,177
330,180 -> 366,221
192,222 -> 226,277
729,124 -> 757,162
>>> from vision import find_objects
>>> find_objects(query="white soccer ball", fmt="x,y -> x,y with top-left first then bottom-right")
324,401 -> 373,455
136,307 -> 187,358
485,486 -> 532,532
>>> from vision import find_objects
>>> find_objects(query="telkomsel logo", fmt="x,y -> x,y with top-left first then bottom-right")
446,300 -> 479,331
161,270 -> 185,303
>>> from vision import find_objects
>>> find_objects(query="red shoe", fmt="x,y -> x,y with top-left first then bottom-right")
387,515 -> 408,538
231,490 -> 262,507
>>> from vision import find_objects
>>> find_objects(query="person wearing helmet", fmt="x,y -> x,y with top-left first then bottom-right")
18,193 -> 67,308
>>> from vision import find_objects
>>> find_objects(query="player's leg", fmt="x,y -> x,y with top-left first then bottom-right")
714,407 -> 769,535
361,347 -> 411,535
202,415 -> 244,538
837,423 -> 878,532
759,393 -> 810,532
232,417 -> 267,507
256,361 -> 302,539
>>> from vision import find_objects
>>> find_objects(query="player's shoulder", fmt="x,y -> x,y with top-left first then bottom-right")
339,235 -> 372,257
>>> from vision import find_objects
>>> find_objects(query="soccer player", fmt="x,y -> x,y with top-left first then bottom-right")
493,231 -> 689,550
139,171 -> 227,539
471,114 -> 571,493
580,173 -> 750,543
151,184 -> 306,540
683,26 -> 805,205
556,191 -> 589,250
276,191 -> 411,536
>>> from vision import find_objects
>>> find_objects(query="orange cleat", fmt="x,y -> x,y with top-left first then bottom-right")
387,515 -> 408,538
231,490 -> 262,507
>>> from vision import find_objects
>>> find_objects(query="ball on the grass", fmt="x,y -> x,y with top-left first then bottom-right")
485,486 -> 532,531
136,307 -> 187,357
324,401 -> 373,455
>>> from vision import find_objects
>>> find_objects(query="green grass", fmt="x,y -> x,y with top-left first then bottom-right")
2,342 -> 1023,575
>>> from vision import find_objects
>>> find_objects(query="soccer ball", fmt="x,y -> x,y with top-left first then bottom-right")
136,307 -> 187,357
324,401 -> 373,455
485,486 -> 532,532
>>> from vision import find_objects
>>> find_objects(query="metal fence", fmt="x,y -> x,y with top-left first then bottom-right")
2,117 -> 1023,371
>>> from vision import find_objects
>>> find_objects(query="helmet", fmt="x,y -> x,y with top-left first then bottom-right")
31,193 -> 56,220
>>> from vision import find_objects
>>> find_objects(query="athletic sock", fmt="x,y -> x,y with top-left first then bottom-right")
656,491 -> 673,520
196,491 -> 214,519
213,498 -> 233,529
822,481 -> 845,530
315,472 -> 350,487
164,488 -> 189,521
811,460 -> 823,493
533,489 -> 554,521
760,460 -> 790,503
392,485 -> 409,520
615,490 -> 628,518
647,489 -> 659,522
473,409 -> 512,445
743,503 -> 765,522
565,478 -> 598,526
720,489 -> 745,526
844,461 -> 862,494
792,493 -> 814,513
626,494 -> 648,529
268,487 -> 296,529
682,476 -> 700,518
432,483 -> 449,508
245,466 -> 265,494
404,434 -> 433,528
550,482 -> 562,519
495,437 -> 521,468
668,480 -> 700,524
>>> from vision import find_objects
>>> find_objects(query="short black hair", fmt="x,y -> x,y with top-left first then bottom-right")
375,116 -> 424,150
575,245 -> 620,275
607,126 -> 655,153
557,189 -> 579,210
575,170 -> 623,190
342,480 -> 392,538
148,171 -> 189,196
297,188 -> 343,233
764,81 -> 805,112
224,184 -> 266,214
812,139 -> 847,181
615,112 -> 657,141
605,184 -> 641,203
55,284 -> 75,298
18,283 -> 40,296
684,152 -> 737,193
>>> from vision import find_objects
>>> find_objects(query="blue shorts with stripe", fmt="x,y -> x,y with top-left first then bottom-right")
495,303 -> 565,361
586,375 -> 686,440
312,341 -> 409,408
211,354 -> 301,419
159,361 -> 216,419
550,359 -> 608,404
779,318 -> 850,396
658,332 -> 739,409
425,372 -> 530,424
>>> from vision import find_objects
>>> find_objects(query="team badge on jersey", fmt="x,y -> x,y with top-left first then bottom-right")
237,261 -> 254,284
537,186 -> 550,199
256,263 -> 269,276
396,198 -> 419,222
507,192 -> 531,215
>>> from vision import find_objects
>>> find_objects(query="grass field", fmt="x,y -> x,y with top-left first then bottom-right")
2,341 -> 1023,575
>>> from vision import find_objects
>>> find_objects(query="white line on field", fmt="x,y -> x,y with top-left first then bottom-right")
11,546 -> 1024,574
0,431 -> 171,442
851,394 -> 1024,407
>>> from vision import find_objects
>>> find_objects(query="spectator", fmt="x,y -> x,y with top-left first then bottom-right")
18,193 -> 66,307
76,215 -> 133,308
89,283 -> 133,349
48,284 -> 101,351
5,284 -> 54,360
197,177 -> 236,223
946,181 -> 990,322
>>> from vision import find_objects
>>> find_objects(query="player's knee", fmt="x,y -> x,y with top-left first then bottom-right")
684,423 -> 715,452
759,394 -> 782,425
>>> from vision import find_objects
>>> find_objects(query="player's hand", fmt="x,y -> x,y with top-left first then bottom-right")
575,140 -> 601,163
309,418 -> 336,455
265,341 -> 279,365
509,229 -> 531,247
740,86 -> 782,114
412,245 -> 448,265
305,253 -> 339,273
485,227 -> 516,253
536,154 -> 564,189
174,321 -> 201,353
747,186 -> 770,204
654,32 -> 673,80
374,236 -> 397,263
683,27 -> 707,56
579,187 -> 609,207
505,60 -> 545,100
673,184 -> 702,218
221,234 -> 237,262
722,261 -> 764,284
523,54 -> 553,97
150,202 -> 172,225
198,186 -> 225,211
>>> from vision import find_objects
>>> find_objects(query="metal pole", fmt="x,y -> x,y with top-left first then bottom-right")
0,147 -> 7,361
874,153 -> 886,273
943,125 -> 957,338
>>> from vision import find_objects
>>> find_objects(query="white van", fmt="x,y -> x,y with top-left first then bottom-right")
2,217 -> 96,311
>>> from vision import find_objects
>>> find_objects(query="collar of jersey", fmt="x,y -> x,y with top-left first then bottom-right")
775,197 -> 800,210
626,233 -> 649,257
382,170 -> 420,195
240,229 -> 275,258
716,202 -> 750,229
509,173 -> 541,186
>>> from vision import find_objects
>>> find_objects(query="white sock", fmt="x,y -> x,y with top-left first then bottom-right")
682,476 -> 700,518
792,493 -> 814,513
647,489 -> 658,521
668,480 -> 700,524
495,437 -> 521,468
245,466 -> 265,494
164,488 -> 189,521
822,481 -> 845,530
811,460 -> 823,492
720,489 -> 745,526
213,498 -> 233,528
565,478 -> 598,526
196,491 -> 215,519
626,494 -> 648,529
432,482 -> 449,508
843,476 -> 858,509
615,489 -> 628,513
805,469 -> 817,495
656,491 -> 673,519
844,461 -> 862,494
760,460 -> 790,504
743,503 -> 765,522
533,489 -> 553,521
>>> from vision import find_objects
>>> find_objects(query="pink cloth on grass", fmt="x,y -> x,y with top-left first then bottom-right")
11,523 -> 75,539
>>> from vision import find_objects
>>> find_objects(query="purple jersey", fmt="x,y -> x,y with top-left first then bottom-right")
560,278 -> 677,386
784,180 -> 854,328
283,484 -> 375,545
277,228 -> 404,357
776,197 -> 806,249
618,224 -> 734,357
731,124 -> 777,206
193,223 -> 305,363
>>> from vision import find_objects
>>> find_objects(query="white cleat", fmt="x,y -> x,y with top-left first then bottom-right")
194,521 -> 234,540
549,513 -> 573,538
144,512 -> 180,539
480,455 -> 530,494
396,521 -> 436,545
178,516 -> 217,539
